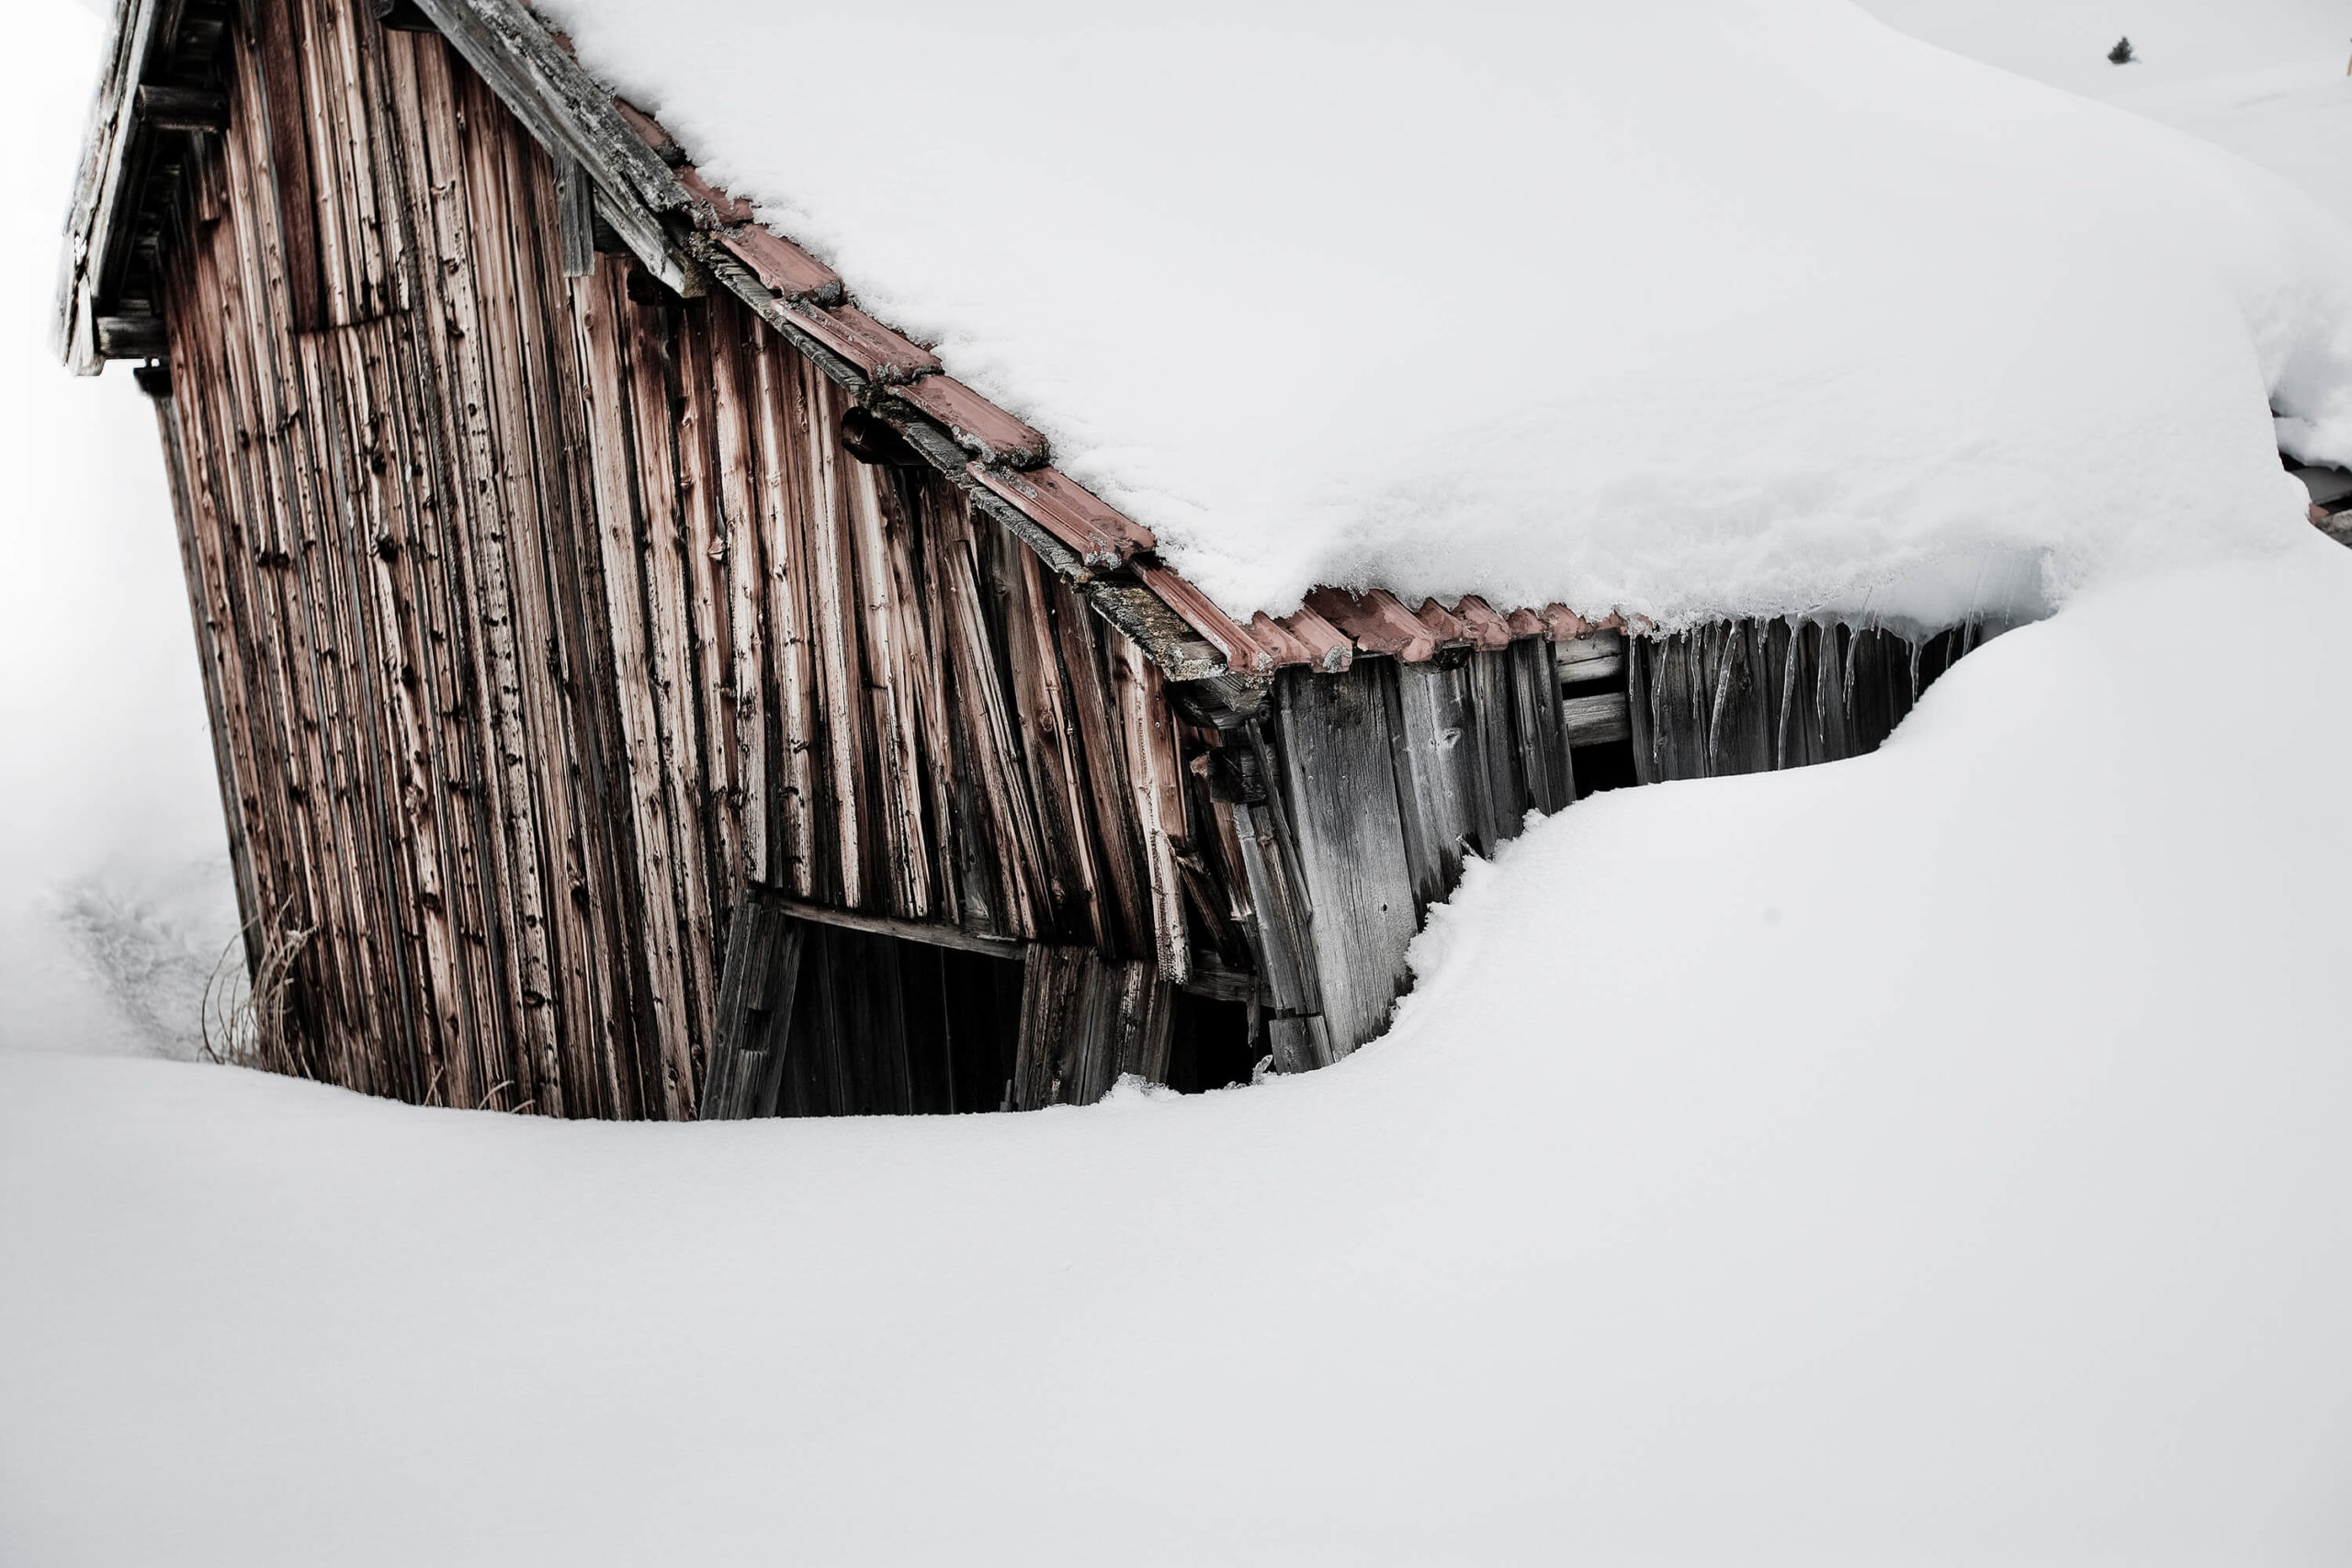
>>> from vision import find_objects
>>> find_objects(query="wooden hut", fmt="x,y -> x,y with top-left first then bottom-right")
58,0 -> 1973,1118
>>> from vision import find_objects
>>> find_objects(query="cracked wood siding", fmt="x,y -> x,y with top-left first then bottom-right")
147,0 -> 1206,1115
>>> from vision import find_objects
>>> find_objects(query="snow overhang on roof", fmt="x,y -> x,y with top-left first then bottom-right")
61,0 -> 1649,686
65,0 -> 2352,646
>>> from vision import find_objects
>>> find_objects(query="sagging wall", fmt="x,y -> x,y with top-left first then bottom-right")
1212,644 -> 1577,1071
148,0 -> 1227,1118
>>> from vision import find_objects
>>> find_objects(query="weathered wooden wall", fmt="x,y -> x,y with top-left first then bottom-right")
1199,643 -> 1577,1070
1626,618 -> 1987,782
149,0 -> 1221,1117
132,0 -> 1992,1120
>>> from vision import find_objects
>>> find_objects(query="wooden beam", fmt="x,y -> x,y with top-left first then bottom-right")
135,84 -> 229,133
1564,690 -> 1632,748
94,313 -> 166,359
893,375 -> 1047,467
1011,944 -> 1086,1109
1556,629 -> 1626,684
754,889 -> 1027,960
57,0 -> 164,370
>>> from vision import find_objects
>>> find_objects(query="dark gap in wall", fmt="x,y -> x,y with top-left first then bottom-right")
1166,992 -> 1256,1094
775,925 -> 1256,1112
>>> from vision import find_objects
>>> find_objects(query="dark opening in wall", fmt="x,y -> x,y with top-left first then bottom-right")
1165,993 -> 1258,1094
1562,631 -> 1637,797
765,923 -> 1259,1116
775,926 -> 1023,1116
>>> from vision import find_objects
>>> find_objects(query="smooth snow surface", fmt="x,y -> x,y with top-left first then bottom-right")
1859,0 -> 2352,222
543,0 -> 2352,624
7,6 -> 2352,1563
7,541 -> 2351,1566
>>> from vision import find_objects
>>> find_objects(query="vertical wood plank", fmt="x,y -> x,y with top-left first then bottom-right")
1272,663 -> 1419,1060
700,891 -> 805,1120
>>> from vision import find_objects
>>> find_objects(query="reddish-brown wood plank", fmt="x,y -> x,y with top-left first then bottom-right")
1135,561 -> 1265,674
1306,587 -> 1440,662
797,365 -> 876,909
967,465 -> 1155,570
1269,604 -> 1354,672
677,165 -> 755,224
1452,594 -> 1515,651
1540,603 -> 1593,640
745,323 -> 820,901
698,291 -> 767,887
719,225 -> 842,304
893,375 -> 1049,468
786,301 -> 941,384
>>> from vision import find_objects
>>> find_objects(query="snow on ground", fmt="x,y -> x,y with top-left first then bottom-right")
6,540 -> 2351,1566
6,3 -> 2352,1563
544,0 -> 2352,625
1857,0 -> 2352,224
0,3 -> 240,1061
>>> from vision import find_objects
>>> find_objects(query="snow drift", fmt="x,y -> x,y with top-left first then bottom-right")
6,540 -> 2351,1566
6,4 -> 2352,1564
544,0 -> 2352,624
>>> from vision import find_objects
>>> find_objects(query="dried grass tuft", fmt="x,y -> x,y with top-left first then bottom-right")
201,902 -> 315,1077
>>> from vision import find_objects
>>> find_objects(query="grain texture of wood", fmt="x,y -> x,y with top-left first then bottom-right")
1271,665 -> 1419,1060
699,896 -> 805,1120
1385,657 -> 1480,912
1563,691 -> 1633,748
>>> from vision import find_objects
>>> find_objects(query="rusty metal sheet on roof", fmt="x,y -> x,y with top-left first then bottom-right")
896,376 -> 1050,468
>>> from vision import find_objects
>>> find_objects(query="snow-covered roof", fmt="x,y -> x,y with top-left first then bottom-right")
537,0 -> 2352,630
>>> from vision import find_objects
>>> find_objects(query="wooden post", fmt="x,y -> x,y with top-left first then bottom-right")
699,889 -> 807,1120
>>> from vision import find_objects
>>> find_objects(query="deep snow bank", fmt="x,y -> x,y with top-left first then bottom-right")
546,0 -> 2352,624
7,539 -> 2348,1567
